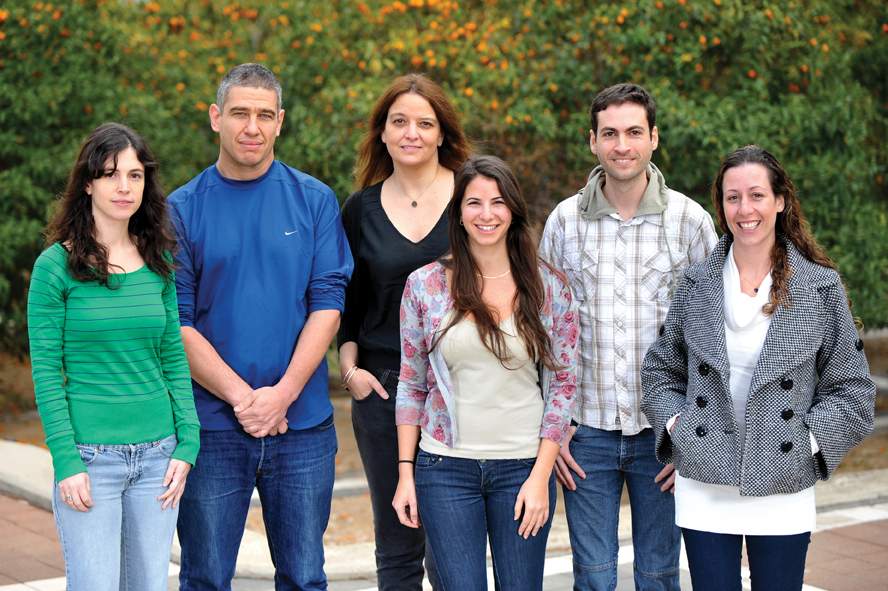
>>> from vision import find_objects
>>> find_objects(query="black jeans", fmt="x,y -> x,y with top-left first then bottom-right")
351,367 -> 440,590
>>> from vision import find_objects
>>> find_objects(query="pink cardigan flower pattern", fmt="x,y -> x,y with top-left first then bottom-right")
396,261 -> 579,447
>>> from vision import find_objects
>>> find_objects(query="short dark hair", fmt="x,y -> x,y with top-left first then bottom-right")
589,83 -> 656,135
216,63 -> 282,111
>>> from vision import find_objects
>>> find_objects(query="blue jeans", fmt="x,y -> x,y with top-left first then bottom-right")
415,450 -> 555,591
682,528 -> 810,591
177,415 -> 337,591
53,434 -> 179,591
351,368 -> 440,590
563,426 -> 680,591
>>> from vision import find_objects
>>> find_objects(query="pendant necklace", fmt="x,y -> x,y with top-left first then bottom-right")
398,166 -> 440,208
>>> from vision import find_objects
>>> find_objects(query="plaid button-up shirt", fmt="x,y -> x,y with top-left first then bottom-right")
541,165 -> 717,435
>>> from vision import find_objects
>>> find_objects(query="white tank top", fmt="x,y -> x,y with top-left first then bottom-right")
420,314 -> 543,459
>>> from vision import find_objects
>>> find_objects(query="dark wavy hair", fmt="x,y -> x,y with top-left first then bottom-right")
712,144 -> 838,315
355,73 -> 471,188
45,122 -> 176,284
433,155 -> 559,370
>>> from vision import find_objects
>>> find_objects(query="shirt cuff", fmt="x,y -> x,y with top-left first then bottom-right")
666,414 -> 680,438
809,430 -> 820,455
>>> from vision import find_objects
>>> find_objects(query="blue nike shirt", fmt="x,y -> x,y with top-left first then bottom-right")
168,161 -> 354,431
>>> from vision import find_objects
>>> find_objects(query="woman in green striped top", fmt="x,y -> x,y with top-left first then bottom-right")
27,123 -> 200,590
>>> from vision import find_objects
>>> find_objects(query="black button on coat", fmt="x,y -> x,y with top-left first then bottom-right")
640,236 -> 876,497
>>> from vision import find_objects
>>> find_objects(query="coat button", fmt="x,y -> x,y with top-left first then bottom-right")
781,409 -> 794,421
780,378 -> 793,390
658,325 -> 665,337
780,441 -> 793,453
698,363 -> 711,376
696,396 -> 708,408
856,339 -> 864,351
695,425 -> 707,437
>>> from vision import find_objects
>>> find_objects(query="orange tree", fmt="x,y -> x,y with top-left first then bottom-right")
0,0 -> 167,352
3,0 -> 887,356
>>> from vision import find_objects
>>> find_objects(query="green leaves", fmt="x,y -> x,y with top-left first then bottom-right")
2,0 -> 887,356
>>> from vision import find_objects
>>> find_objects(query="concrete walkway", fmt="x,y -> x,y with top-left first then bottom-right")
1,436 -> 888,588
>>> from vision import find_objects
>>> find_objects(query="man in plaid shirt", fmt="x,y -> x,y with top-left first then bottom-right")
540,83 -> 717,590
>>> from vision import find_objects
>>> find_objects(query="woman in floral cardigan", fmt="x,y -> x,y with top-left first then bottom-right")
392,155 -> 578,590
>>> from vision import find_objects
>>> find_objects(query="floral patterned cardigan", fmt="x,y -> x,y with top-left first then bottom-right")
396,260 -> 579,448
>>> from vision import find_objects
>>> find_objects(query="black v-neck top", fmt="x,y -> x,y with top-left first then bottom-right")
338,182 -> 450,371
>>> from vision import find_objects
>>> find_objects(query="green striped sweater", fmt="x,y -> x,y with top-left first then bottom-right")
27,243 -> 200,481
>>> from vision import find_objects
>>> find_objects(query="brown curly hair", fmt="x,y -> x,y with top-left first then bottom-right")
712,145 -> 837,315
45,122 -> 176,285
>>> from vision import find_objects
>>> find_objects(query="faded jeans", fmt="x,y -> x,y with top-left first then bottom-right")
52,434 -> 179,591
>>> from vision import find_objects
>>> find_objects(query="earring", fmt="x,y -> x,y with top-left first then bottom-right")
459,220 -> 464,226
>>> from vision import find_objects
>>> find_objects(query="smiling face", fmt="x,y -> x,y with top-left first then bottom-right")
381,92 -> 443,169
589,102 -> 658,184
210,85 -> 284,180
722,163 -> 785,251
85,146 -> 144,226
460,175 -> 512,252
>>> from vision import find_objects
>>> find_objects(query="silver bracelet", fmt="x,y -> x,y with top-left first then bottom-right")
342,365 -> 359,387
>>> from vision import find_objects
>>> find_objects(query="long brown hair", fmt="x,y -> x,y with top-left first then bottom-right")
355,73 -> 471,188
712,145 -> 837,314
434,155 -> 558,370
45,122 -> 176,285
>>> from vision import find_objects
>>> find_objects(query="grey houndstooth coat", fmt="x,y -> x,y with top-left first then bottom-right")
640,235 -> 875,496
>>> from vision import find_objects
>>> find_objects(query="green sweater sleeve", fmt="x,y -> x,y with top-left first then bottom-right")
160,272 -> 201,465
27,248 -> 85,481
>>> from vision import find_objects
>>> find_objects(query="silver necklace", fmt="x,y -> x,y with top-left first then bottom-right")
396,166 -> 440,208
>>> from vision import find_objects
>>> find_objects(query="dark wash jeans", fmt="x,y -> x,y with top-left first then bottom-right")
351,367 -> 440,590
415,450 -> 556,591
682,528 -> 811,591
177,416 -> 336,591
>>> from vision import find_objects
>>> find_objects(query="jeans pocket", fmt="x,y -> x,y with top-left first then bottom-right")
156,435 -> 178,458
76,445 -> 100,466
415,450 -> 443,469
518,457 -> 538,467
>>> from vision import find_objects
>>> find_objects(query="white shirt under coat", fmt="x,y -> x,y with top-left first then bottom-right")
671,245 -> 817,536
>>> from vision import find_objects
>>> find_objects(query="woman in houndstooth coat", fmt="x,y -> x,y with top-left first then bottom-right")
641,145 -> 875,591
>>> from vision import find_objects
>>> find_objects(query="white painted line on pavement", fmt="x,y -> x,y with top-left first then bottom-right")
0,563 -> 179,591
7,504 -> 887,591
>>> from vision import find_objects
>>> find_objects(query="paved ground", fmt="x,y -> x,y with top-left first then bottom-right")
0,493 -> 886,590
1,397 -> 886,589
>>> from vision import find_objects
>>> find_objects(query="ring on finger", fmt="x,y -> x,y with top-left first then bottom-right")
64,494 -> 73,502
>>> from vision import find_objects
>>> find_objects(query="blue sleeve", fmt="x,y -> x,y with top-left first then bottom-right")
168,197 -> 196,328
307,188 -> 354,314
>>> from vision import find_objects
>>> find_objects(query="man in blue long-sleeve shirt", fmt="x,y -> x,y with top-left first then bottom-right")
169,63 -> 353,590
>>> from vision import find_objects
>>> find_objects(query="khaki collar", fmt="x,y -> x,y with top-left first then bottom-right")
585,166 -> 668,221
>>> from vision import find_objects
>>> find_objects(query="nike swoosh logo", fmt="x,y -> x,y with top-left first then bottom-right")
284,230 -> 297,236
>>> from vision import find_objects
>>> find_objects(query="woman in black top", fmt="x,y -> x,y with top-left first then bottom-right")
338,73 -> 471,590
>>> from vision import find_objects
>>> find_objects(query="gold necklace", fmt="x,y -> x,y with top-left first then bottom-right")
479,269 -> 511,280
396,166 -> 440,208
